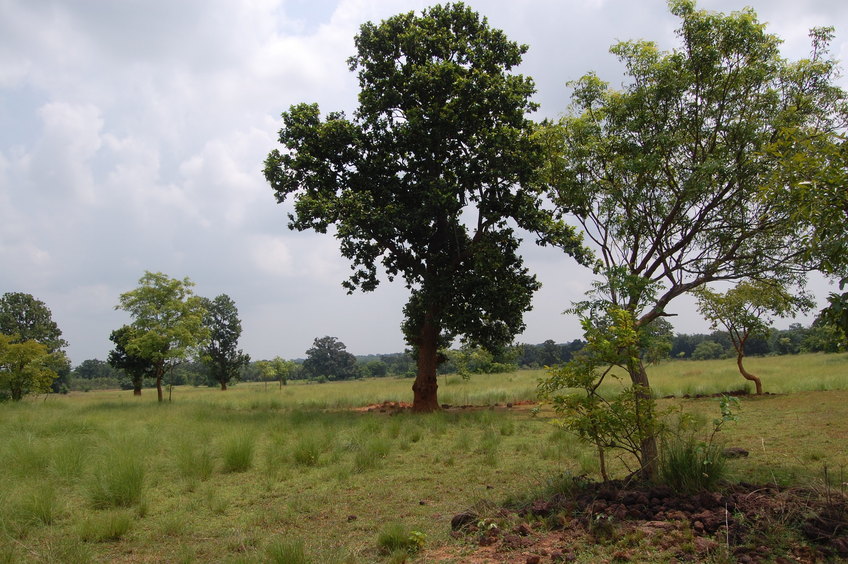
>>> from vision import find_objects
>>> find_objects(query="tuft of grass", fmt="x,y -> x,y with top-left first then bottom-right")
292,433 -> 327,467
376,522 -> 426,556
221,433 -> 255,473
87,447 -> 145,509
659,435 -> 728,493
77,510 -> 133,542
14,483 -> 60,526
174,439 -> 215,483
265,537 -> 311,564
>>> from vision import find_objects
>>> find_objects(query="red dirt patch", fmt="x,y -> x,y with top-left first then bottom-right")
430,480 -> 848,563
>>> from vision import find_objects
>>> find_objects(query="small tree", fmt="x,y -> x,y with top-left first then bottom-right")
256,356 -> 295,389
0,333 -> 56,400
302,336 -> 358,381
200,294 -> 250,391
115,272 -> 209,402
108,325 -> 154,396
696,281 -> 813,394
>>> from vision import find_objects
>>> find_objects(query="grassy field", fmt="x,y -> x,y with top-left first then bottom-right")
1,353 -> 847,563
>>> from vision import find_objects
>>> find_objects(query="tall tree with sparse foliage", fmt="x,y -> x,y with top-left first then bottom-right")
115,272 -> 209,402
538,0 -> 846,479
264,3 -> 585,412
200,294 -> 250,391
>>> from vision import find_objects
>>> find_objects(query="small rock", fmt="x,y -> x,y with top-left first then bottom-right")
525,556 -> 541,564
450,511 -> 477,531
722,446 -> 749,458
514,523 -> 533,536
346,515 -> 357,522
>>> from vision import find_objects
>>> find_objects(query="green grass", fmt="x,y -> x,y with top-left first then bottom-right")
0,352 -> 845,562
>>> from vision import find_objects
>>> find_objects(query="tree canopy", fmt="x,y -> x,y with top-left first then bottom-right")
0,333 -> 56,401
200,294 -> 250,391
264,2 -> 585,411
108,325 -> 154,396
537,0 -> 847,478
115,272 -> 209,402
0,291 -> 70,393
302,336 -> 358,381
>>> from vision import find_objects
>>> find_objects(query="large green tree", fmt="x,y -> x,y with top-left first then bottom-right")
264,3 -> 585,412
0,292 -> 71,392
0,333 -> 56,400
200,294 -> 250,391
695,280 -> 813,394
538,0 -> 846,478
115,272 -> 209,402
302,336 -> 358,381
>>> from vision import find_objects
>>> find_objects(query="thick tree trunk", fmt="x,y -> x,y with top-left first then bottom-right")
629,360 -> 658,481
133,387 -> 142,396
736,352 -> 762,395
412,312 -> 441,413
220,381 -> 227,391
156,376 -> 163,402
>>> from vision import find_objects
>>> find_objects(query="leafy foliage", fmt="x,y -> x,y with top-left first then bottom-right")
538,0 -> 846,477
108,325 -> 154,395
114,272 -> 209,401
302,336 -> 358,381
539,307 -> 661,480
0,333 -> 57,400
199,294 -> 250,390
264,2 -> 586,410
0,292 -> 70,393
695,280 -> 814,393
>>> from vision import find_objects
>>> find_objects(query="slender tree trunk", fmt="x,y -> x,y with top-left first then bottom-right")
154,362 -> 165,402
736,352 -> 762,395
412,311 -> 441,413
629,360 -> 658,481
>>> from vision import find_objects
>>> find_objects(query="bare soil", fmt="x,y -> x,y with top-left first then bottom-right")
429,479 -> 848,563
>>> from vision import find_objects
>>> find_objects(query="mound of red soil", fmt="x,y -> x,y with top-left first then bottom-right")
440,480 -> 848,563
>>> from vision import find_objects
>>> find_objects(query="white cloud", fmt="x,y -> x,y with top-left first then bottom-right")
0,0 -> 845,364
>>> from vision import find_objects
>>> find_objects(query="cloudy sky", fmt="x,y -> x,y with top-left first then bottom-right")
1,0 -> 846,365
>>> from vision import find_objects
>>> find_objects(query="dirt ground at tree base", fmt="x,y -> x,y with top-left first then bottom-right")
426,480 -> 848,563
